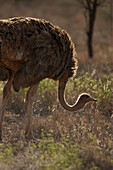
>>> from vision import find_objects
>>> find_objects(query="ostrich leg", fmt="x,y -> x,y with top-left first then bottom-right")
25,84 -> 39,139
0,72 -> 14,141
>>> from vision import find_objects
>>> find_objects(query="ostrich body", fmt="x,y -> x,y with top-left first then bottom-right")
0,17 -> 96,140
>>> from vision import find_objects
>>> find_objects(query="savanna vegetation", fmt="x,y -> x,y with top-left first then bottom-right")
0,0 -> 112,169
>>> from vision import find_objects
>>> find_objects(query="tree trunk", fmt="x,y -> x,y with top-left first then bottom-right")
79,0 -> 105,58
87,29 -> 93,58
86,0 -> 97,58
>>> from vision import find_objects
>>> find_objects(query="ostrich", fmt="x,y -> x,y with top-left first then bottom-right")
0,17 -> 97,140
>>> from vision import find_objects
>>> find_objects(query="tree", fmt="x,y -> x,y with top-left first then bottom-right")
79,0 -> 106,58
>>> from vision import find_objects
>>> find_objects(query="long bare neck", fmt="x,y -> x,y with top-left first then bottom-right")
58,79 -> 85,112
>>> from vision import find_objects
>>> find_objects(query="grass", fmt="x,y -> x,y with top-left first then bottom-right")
0,56 -> 112,170
0,130 -> 112,169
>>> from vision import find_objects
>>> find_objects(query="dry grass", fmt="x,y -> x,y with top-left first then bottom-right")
0,56 -> 112,169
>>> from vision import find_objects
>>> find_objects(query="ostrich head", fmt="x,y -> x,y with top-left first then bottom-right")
58,79 -> 97,112
77,93 -> 97,104
74,93 -> 97,110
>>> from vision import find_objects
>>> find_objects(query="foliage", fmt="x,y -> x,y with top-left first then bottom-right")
1,68 -> 112,116
0,130 -> 112,169
73,71 -> 113,116
35,130 -> 84,169
0,143 -> 16,163
0,68 -> 112,169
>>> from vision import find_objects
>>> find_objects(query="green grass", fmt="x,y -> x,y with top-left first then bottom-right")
35,131 -> 84,169
4,69 -> 112,116
0,58 -> 112,169
0,130 -> 112,169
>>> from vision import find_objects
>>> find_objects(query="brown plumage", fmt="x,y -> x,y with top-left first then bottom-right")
0,64 -> 9,81
0,17 -> 77,89
0,17 -> 96,140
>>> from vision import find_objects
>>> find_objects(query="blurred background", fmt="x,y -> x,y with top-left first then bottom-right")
0,0 -> 112,62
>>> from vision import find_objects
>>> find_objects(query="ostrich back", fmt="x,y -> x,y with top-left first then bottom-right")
0,17 -> 78,91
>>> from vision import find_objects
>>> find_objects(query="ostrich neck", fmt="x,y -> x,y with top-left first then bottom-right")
58,79 -> 85,112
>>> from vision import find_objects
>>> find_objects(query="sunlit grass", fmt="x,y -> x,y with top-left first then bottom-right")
0,65 -> 112,169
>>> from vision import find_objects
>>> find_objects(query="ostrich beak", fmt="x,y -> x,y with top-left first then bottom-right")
91,97 -> 97,102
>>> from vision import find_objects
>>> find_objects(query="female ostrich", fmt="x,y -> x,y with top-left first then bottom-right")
0,17 -> 97,140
